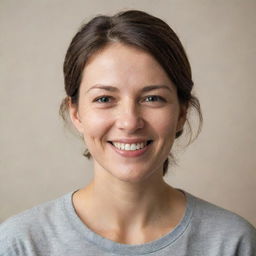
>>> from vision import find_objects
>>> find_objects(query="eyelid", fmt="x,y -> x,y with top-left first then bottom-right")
92,94 -> 166,104
93,95 -> 114,103
92,95 -> 114,104
143,95 -> 166,102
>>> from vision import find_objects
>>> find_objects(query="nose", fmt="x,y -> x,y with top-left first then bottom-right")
115,101 -> 144,133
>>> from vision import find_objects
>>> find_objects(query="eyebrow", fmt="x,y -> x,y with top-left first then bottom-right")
87,85 -> 118,93
86,84 -> 173,93
141,85 -> 173,93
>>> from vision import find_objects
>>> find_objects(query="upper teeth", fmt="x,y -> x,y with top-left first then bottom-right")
112,142 -> 147,151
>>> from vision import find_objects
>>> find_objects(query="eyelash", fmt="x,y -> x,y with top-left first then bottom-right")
94,96 -> 114,103
144,95 -> 165,102
93,95 -> 166,104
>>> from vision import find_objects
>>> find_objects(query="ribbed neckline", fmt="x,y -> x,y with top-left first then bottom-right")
63,190 -> 195,255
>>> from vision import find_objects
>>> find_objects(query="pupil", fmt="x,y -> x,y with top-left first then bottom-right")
101,97 -> 108,102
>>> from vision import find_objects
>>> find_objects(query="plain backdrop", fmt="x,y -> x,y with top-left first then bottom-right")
0,0 -> 255,226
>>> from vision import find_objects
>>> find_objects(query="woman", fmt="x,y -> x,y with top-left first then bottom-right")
1,10 -> 255,256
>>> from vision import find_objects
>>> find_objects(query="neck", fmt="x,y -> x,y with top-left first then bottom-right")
92,174 -> 170,227
74,164 -> 185,236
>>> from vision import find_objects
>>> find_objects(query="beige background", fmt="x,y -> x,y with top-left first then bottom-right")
1,0 -> 255,226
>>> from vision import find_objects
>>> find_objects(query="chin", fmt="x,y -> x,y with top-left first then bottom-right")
109,166 -> 159,184
93,157 -> 164,184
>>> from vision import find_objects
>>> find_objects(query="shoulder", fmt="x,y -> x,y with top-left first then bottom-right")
186,192 -> 256,253
189,193 -> 255,230
0,192 -> 72,255
1,192 -> 68,231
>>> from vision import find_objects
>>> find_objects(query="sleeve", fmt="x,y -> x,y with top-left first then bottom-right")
0,217 -> 35,256
235,221 -> 256,255
0,220 -> 20,256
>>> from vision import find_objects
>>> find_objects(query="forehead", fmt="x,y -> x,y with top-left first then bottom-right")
80,43 -> 173,91
85,42 -> 157,68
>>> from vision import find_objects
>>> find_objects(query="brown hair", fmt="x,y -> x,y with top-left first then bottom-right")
60,10 -> 202,175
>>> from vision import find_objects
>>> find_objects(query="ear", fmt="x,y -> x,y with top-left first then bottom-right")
176,103 -> 187,133
68,97 -> 84,134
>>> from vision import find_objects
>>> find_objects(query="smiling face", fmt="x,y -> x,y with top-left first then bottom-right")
69,43 -> 186,183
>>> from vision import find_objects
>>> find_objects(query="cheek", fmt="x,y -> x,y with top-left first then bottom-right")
147,109 -> 179,137
81,109 -> 113,141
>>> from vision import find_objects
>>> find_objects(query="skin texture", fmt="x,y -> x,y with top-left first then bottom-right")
69,43 -> 187,244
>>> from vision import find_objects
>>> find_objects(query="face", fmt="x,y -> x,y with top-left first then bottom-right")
69,43 -> 186,183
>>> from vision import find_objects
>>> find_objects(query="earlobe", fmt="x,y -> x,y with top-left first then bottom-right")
68,98 -> 84,134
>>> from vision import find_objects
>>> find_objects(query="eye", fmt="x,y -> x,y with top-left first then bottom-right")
144,95 -> 166,102
94,96 -> 113,103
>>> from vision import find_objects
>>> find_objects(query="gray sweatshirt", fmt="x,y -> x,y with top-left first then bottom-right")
0,191 -> 255,255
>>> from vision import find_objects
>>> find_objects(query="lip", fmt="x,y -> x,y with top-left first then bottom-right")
108,140 -> 153,158
108,138 -> 152,144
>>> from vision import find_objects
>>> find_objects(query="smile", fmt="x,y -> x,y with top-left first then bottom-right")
108,140 -> 153,154
112,141 -> 152,151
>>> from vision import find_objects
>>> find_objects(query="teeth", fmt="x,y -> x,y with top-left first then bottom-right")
112,142 -> 148,151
